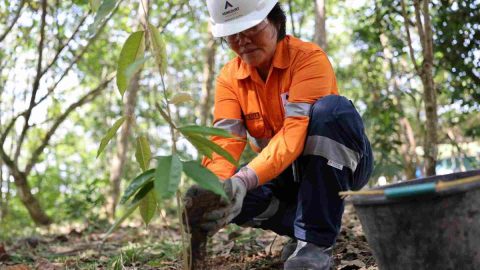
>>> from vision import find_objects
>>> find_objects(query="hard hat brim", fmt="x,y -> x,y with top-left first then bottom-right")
211,0 -> 277,38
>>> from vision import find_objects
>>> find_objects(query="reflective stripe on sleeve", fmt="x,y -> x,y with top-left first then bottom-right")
213,119 -> 247,137
285,102 -> 311,117
302,135 -> 361,171
247,132 -> 270,150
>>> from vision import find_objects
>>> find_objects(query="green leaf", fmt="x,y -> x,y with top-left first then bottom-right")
154,155 -> 182,201
130,181 -> 154,205
89,0 -> 101,12
178,125 -> 236,139
139,191 -> 156,225
182,161 -> 227,199
90,0 -> 117,33
117,31 -> 145,97
148,23 -> 167,75
169,92 -> 193,105
125,56 -> 149,82
96,116 -> 126,158
135,136 -> 151,171
120,169 -> 155,204
186,135 -> 238,166
104,201 -> 140,239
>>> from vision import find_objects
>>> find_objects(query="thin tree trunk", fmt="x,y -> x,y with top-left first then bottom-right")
108,0 -> 148,217
12,170 -> 51,225
287,0 -> 297,37
314,0 -> 327,50
401,0 -> 438,176
1,173 -> 10,219
417,0 -> 437,176
0,159 -> 4,219
108,74 -> 140,217
399,118 -> 418,179
199,24 -> 217,126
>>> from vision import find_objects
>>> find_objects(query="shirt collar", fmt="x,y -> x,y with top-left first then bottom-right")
234,37 -> 290,80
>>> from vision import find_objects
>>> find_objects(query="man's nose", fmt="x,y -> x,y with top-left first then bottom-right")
237,33 -> 251,46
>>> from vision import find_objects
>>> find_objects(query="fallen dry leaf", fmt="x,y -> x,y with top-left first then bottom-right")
34,258 -> 63,270
0,244 -> 10,262
2,264 -> 31,270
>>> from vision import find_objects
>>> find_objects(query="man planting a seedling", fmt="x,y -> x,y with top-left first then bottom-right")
184,1 -> 374,269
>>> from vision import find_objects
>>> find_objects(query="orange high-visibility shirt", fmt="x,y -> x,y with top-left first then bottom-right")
202,35 -> 338,185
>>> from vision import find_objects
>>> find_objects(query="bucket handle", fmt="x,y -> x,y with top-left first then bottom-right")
339,174 -> 480,199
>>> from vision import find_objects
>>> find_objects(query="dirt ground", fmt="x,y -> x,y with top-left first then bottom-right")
0,205 -> 377,270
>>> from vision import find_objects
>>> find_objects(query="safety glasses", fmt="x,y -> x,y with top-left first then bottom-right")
226,19 -> 270,44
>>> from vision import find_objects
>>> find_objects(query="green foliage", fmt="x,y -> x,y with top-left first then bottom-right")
178,125 -> 237,139
62,178 -> 106,221
182,161 -> 227,199
148,22 -> 168,75
135,136 -> 152,172
117,31 -> 145,96
90,0 -> 117,33
89,0 -> 102,12
120,169 -> 155,204
96,116 -> 127,158
434,0 -> 480,106
153,155 -> 182,201
139,191 -> 156,225
110,245 -> 146,269
131,182 -> 154,205
98,5 -> 239,231
185,134 -> 239,167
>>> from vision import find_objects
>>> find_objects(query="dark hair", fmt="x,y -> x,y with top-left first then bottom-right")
267,3 -> 287,42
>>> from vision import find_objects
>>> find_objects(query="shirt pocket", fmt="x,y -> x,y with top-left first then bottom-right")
245,113 -> 265,138
244,89 -> 266,138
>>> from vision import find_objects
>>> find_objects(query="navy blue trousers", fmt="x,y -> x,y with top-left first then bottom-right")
231,95 -> 373,247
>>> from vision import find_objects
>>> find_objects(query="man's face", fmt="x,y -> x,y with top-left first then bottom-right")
226,20 -> 278,70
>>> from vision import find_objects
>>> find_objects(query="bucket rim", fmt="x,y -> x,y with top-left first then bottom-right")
348,169 -> 480,206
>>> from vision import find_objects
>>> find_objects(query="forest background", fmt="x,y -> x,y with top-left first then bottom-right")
0,0 -> 479,267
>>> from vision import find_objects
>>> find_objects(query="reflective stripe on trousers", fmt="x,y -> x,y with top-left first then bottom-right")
231,95 -> 374,247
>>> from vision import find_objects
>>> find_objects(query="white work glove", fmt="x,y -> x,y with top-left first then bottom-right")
199,177 -> 247,236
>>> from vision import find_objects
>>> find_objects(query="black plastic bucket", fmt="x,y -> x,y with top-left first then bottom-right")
349,170 -> 480,270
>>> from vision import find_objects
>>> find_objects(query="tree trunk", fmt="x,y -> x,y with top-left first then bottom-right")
1,172 -> 11,219
199,23 -> 217,126
0,159 -> 4,219
108,0 -> 148,217
402,0 -> 438,176
108,73 -> 141,217
314,0 -> 327,50
12,170 -> 51,225
416,0 -> 437,176
399,118 -> 418,179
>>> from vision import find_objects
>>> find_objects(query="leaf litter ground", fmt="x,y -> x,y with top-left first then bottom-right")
0,205 -> 377,270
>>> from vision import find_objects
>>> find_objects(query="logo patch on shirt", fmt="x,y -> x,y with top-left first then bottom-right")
245,112 -> 261,120
327,160 -> 344,170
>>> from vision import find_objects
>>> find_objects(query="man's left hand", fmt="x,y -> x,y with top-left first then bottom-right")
199,177 -> 247,235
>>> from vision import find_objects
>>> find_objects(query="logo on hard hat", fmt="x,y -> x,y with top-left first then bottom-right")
225,1 -> 233,9
222,0 -> 239,17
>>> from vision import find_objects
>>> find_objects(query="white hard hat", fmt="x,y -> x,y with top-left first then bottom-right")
207,0 -> 278,37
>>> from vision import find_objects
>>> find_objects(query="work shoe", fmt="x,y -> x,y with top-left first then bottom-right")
284,240 -> 333,270
280,238 -> 297,262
